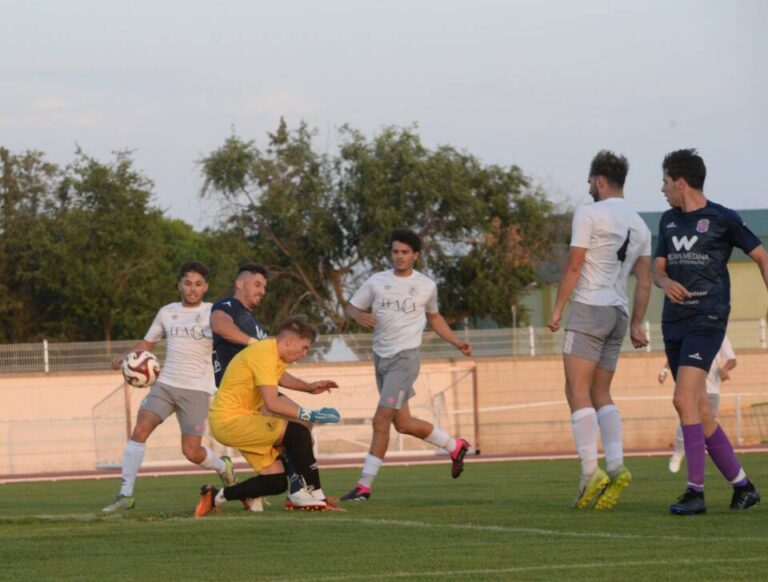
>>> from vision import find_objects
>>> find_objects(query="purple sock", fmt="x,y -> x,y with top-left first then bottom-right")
705,425 -> 747,486
682,423 -> 705,491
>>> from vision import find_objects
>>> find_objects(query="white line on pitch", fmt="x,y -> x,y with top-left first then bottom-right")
146,513 -> 768,544
284,556 -> 768,581
10,513 -> 768,546
283,515 -> 768,543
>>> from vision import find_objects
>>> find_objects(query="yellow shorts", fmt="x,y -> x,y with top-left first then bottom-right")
209,413 -> 287,473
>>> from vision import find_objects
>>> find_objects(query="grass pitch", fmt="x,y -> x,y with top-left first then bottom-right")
1,455 -> 766,581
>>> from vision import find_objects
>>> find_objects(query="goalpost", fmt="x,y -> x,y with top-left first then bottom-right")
90,363 -> 480,469
91,381 -> 220,470
309,363 -> 479,459
91,382 -> 132,469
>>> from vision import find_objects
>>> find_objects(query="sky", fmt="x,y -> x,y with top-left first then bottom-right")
1,0 -> 766,230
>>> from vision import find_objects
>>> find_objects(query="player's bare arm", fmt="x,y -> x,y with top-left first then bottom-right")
210,310 -> 257,346
748,245 -> 768,291
548,246 -> 587,332
112,339 -> 156,369
279,372 -> 339,394
260,383 -> 341,425
652,257 -> 691,304
629,255 -> 652,348
346,303 -> 377,328
260,384 -> 302,418
426,312 -> 472,357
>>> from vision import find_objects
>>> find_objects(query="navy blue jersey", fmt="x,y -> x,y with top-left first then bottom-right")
211,296 -> 269,386
654,201 -> 761,323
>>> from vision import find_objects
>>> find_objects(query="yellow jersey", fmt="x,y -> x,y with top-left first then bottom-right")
209,338 -> 287,421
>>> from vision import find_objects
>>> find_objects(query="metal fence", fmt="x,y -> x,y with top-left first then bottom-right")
1,319 -> 766,374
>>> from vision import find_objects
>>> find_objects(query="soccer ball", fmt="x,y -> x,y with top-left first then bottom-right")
121,350 -> 160,388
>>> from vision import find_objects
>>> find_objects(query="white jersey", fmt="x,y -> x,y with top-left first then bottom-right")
706,336 -> 736,395
570,197 -> 651,313
349,269 -> 439,358
143,302 -> 216,394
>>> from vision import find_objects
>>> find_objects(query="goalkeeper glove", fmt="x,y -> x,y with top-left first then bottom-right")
298,406 -> 341,424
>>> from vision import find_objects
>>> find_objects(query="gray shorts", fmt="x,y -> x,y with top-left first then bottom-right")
374,349 -> 420,410
138,380 -> 210,436
563,301 -> 629,372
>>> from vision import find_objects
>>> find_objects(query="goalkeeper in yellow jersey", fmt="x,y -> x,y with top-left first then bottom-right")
194,315 -> 341,516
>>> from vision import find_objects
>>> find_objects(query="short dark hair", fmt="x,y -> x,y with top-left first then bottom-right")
387,229 -> 422,253
663,149 -> 706,190
178,261 -> 209,281
589,150 -> 629,187
276,314 -> 317,343
236,263 -> 269,280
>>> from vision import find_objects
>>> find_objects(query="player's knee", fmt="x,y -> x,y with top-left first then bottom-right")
182,444 -> 204,463
284,421 -> 313,450
392,417 -> 411,434
700,407 -> 714,426
672,394 -> 688,414
130,421 -> 155,442
372,423 -> 393,440
372,413 -> 394,433
132,414 -> 161,441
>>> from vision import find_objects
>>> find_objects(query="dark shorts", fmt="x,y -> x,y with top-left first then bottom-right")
662,315 -> 726,378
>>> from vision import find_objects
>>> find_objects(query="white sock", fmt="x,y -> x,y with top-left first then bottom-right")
731,468 -> 747,485
199,446 -> 226,473
423,426 -> 457,453
674,425 -> 685,457
571,407 -> 599,478
119,440 -> 145,497
358,454 -> 383,488
214,489 -> 227,505
596,404 -> 623,473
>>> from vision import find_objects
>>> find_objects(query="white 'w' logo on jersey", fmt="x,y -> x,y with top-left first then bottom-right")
672,235 -> 698,252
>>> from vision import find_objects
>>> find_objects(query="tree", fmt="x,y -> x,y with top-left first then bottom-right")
335,125 -> 564,326
19,150 -> 172,341
201,120 -> 344,328
0,145 -> 260,343
0,148 -> 61,341
161,218 -> 257,302
201,120 -> 564,331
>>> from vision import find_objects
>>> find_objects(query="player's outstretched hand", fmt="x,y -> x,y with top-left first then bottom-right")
308,380 -> 339,394
300,406 -> 341,424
